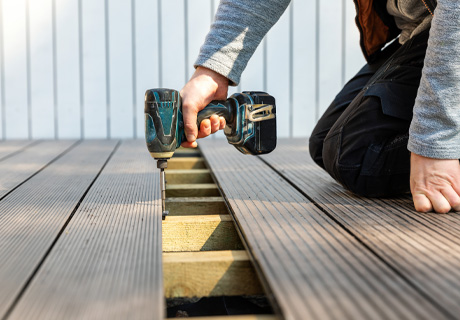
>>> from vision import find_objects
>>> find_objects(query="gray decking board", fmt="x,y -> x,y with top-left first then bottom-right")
0,140 -> 36,161
261,138 -> 460,318
0,140 -> 76,199
0,140 -> 118,318
9,140 -> 164,320
199,140 -> 444,320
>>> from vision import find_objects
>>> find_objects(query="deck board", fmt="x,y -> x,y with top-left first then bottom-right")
0,140 -> 117,318
261,138 -> 460,318
9,140 -> 163,320
0,140 -> 36,161
199,140 -> 445,320
0,140 -> 75,199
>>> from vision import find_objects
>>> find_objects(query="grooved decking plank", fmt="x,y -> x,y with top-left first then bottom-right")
261,138 -> 460,318
0,140 -> 118,318
199,140 -> 444,320
0,140 -> 36,161
9,140 -> 164,320
0,140 -> 76,198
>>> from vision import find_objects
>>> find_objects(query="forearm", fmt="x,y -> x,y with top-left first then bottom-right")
194,0 -> 291,85
408,0 -> 460,159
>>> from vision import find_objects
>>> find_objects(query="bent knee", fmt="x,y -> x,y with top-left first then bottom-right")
321,134 -> 410,197
309,134 -> 325,168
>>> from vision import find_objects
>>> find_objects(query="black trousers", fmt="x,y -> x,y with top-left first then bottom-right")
309,29 -> 429,197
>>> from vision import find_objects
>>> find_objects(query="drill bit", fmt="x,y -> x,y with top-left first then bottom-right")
157,159 -> 169,219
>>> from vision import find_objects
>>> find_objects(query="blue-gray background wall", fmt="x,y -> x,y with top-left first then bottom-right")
0,0 -> 364,140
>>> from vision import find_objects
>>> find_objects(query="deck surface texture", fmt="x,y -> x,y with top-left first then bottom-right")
3,138 -> 460,320
0,140 -> 163,320
200,138 -> 459,320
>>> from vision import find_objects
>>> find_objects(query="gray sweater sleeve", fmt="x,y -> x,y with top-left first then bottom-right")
194,0 -> 291,85
408,0 -> 460,159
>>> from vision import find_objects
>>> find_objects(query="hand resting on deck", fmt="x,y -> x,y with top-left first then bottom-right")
410,153 -> 460,213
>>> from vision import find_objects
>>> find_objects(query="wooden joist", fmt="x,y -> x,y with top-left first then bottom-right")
167,157 -> 206,169
166,169 -> 213,184
163,251 -> 263,298
166,183 -> 220,197
186,316 -> 279,320
166,197 -> 228,215
199,140 -> 445,320
163,215 -> 243,251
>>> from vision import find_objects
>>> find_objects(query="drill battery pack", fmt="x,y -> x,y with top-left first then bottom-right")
223,91 -> 277,155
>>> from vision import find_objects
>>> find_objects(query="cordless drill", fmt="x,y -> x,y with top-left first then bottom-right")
144,88 -> 277,218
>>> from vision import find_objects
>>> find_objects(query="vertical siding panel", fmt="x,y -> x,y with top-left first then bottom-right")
238,43 -> 264,95
0,0 -> 367,140
25,0 -> 31,138
345,0 -> 365,81
341,0 -> 347,86
104,0 -> 110,138
288,3 -> 294,138
0,0 -> 4,139
29,0 -> 54,138
131,0 -> 137,138
81,0 -> 107,138
78,0 -> 84,138
266,3 -> 291,138
55,0 -> 80,139
160,0 -> 185,90
3,0 -> 28,139
318,0 -> 343,118
186,0 -> 211,83
292,0 -> 316,138
108,0 -> 133,138
210,0 -> 216,21
183,0 -> 189,83
158,0 -> 163,87
52,0 -> 58,138
134,0 -> 159,139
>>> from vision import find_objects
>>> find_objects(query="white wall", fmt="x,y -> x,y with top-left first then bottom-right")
0,0 -> 365,140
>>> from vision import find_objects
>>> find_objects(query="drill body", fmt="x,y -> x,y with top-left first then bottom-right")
144,88 -> 276,160
144,88 -> 276,218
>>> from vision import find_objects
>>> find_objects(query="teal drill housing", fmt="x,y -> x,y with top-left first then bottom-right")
144,88 -> 277,160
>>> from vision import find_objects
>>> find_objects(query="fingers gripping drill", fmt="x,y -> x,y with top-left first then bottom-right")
144,88 -> 277,219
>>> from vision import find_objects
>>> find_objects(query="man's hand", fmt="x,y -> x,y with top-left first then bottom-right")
410,153 -> 460,213
180,67 -> 229,148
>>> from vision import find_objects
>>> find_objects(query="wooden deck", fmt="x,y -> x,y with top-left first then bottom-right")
1,139 -> 459,320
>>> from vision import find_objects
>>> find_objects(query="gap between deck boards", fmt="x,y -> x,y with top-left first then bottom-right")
163,151 -> 273,319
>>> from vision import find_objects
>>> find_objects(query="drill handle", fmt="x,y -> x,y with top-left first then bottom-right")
197,100 -> 234,127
